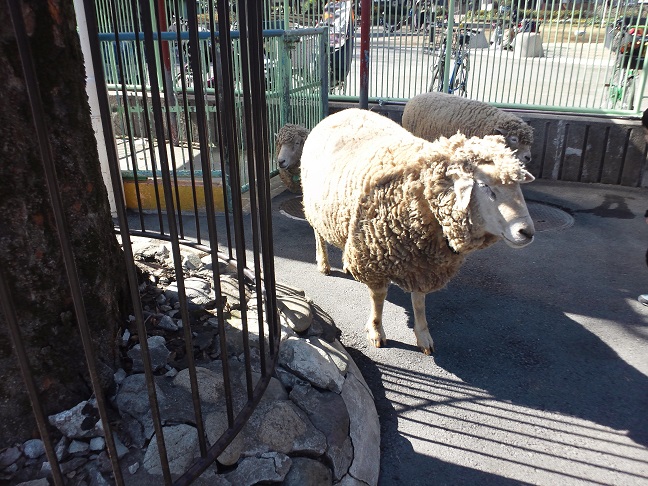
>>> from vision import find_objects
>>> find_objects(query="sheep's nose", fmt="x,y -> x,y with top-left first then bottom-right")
524,154 -> 531,162
278,159 -> 287,168
519,227 -> 535,239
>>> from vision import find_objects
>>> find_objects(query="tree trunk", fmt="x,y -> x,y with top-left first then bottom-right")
0,2 -> 127,445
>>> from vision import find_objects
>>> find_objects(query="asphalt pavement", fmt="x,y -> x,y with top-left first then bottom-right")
126,177 -> 648,484
270,179 -> 648,485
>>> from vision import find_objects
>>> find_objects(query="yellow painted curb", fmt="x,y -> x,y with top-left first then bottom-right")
123,179 -> 225,212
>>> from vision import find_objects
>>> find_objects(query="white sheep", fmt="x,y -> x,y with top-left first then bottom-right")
301,108 -> 535,355
402,91 -> 534,163
275,123 -> 310,193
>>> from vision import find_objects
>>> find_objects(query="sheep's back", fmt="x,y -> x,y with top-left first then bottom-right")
403,92 -> 505,142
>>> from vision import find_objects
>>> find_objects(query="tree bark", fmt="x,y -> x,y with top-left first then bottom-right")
0,1 -> 127,444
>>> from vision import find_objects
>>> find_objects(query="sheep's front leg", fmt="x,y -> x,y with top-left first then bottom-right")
411,292 -> 435,355
366,284 -> 388,348
314,231 -> 330,275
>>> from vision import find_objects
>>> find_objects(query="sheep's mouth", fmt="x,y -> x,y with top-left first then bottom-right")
502,234 -> 534,248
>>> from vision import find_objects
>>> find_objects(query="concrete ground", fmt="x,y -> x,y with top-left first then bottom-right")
126,177 -> 648,484
269,179 -> 648,485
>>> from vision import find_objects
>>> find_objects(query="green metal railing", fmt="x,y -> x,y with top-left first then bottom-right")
95,0 -> 326,190
259,0 -> 647,115
96,0 -> 647,178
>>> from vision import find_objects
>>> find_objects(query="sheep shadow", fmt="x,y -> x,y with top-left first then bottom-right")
385,278 -> 648,450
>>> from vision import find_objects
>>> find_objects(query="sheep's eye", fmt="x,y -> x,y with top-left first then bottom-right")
477,181 -> 496,201
508,136 -> 519,145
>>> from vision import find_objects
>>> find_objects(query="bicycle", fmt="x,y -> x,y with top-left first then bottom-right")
605,27 -> 645,110
428,30 -> 470,96
605,64 -> 637,110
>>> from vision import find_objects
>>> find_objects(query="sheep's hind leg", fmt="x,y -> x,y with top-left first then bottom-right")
412,292 -> 435,355
366,284 -> 388,348
314,232 -> 330,275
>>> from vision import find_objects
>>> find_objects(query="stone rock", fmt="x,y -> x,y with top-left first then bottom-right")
289,383 -> 352,480
142,424 -> 199,476
198,256 -> 231,276
87,466 -> 111,486
114,368 -> 127,385
275,366 -> 307,390
68,440 -> 90,454
204,411 -> 243,466
22,439 -> 44,459
60,456 -> 88,474
218,275 -> 250,309
247,400 -> 326,456
341,372 -> 380,486
310,337 -> 348,376
337,474 -> 369,486
115,374 -> 164,439
157,315 -> 178,332
133,241 -> 170,263
127,335 -> 170,372
283,457 -> 333,486
48,400 -> 103,439
14,479 -> 49,486
277,294 -> 313,332
112,435 -> 130,459
173,366 -> 223,406
165,277 -> 215,307
0,446 -> 21,468
309,302 -> 341,343
279,337 -> 345,393
275,282 -> 306,297
280,318 -> 298,342
223,312 -> 265,355
182,253 -> 203,271
332,341 -> 374,399
89,437 -> 105,452
54,437 -> 68,461
224,452 -> 291,485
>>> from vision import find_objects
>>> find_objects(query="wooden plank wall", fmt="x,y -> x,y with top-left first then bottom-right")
329,102 -> 648,188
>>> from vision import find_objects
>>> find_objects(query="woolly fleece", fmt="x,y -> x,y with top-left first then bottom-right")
402,91 -> 534,146
300,108 -> 529,293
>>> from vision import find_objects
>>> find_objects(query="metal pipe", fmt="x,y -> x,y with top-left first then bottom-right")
359,0 -> 370,109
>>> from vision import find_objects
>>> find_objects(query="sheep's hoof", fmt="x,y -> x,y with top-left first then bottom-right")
369,336 -> 388,348
420,344 -> 435,356
317,264 -> 331,275
416,333 -> 436,355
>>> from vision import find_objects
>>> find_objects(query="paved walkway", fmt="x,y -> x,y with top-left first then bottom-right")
127,177 -> 648,484
270,179 -> 648,485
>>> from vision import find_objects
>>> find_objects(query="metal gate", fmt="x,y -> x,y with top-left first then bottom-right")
1,1 -> 280,484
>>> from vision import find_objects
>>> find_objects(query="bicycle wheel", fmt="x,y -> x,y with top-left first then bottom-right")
428,59 -> 444,92
452,64 -> 468,96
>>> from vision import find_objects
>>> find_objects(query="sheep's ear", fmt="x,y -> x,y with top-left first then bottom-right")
494,127 -> 508,137
521,169 -> 535,183
453,176 -> 474,212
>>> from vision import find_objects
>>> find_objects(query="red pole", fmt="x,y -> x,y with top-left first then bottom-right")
157,0 -> 171,71
359,0 -> 370,109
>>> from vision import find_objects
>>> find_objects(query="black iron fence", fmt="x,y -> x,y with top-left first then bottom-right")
1,1 -> 279,484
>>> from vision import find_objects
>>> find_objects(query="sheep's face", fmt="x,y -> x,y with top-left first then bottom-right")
495,129 -> 532,164
469,165 -> 535,248
276,138 -> 304,170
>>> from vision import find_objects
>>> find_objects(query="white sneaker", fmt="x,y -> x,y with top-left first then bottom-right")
639,294 -> 648,306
